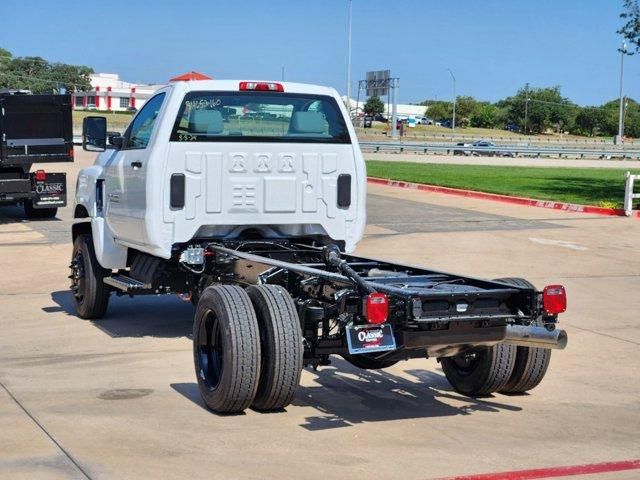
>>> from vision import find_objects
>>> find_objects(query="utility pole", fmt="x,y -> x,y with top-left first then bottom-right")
346,0 -> 353,116
447,69 -> 456,130
524,97 -> 529,135
616,42 -> 628,145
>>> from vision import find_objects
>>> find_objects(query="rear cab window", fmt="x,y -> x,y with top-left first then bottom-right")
169,91 -> 351,144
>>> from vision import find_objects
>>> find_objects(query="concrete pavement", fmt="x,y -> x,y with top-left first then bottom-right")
0,150 -> 638,479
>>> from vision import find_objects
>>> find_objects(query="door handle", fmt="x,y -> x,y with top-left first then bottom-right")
131,161 -> 142,168
108,192 -> 120,199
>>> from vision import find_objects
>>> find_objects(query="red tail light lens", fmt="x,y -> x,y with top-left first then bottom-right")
365,292 -> 388,324
543,285 -> 567,314
239,81 -> 284,92
35,170 -> 46,182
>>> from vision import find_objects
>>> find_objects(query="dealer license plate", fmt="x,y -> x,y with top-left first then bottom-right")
346,323 -> 396,355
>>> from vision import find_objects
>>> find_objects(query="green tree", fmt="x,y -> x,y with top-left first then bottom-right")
422,100 -> 451,121
619,0 -> 640,53
573,107 -> 606,136
363,95 -> 385,115
471,103 -> 500,128
454,96 -> 479,128
0,48 -> 93,93
502,84 -> 575,134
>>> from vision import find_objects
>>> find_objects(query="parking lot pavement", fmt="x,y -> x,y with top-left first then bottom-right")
0,150 -> 639,479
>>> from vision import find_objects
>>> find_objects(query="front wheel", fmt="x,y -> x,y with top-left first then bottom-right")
441,344 -> 516,397
70,234 -> 110,319
193,285 -> 261,413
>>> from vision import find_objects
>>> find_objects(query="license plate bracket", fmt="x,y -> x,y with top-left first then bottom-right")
346,323 -> 396,355
33,172 -> 67,208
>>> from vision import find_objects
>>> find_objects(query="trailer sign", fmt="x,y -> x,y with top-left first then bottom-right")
346,323 -> 396,354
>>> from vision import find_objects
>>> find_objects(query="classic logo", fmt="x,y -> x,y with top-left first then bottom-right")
35,183 -> 64,194
358,328 -> 384,343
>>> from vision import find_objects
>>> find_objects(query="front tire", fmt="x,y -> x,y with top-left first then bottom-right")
441,344 -> 516,397
193,285 -> 261,413
246,285 -> 303,411
70,233 -> 110,319
495,278 -> 552,394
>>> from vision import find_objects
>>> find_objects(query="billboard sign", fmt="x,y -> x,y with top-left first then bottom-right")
366,70 -> 391,97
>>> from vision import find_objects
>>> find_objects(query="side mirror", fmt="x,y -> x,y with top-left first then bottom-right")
107,132 -> 123,148
82,116 -> 107,152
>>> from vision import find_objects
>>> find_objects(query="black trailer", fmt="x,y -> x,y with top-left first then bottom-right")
0,91 -> 73,218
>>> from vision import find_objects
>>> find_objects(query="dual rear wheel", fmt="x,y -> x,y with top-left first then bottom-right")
441,277 -> 552,397
193,284 -> 303,414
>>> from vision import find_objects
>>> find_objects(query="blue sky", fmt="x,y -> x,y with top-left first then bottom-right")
1,0 -> 638,106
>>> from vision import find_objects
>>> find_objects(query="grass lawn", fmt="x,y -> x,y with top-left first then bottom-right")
365,160 -> 639,208
73,110 -> 133,130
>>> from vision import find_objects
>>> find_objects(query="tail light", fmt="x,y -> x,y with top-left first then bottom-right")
35,170 -> 46,182
365,292 -> 388,324
239,81 -> 284,92
543,285 -> 567,315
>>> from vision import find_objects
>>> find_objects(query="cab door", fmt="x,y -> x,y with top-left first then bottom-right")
105,93 -> 166,244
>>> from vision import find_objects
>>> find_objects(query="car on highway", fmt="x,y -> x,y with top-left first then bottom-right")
453,142 -> 473,156
472,140 -> 515,157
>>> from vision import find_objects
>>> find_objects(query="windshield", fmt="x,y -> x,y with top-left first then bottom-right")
170,91 -> 350,144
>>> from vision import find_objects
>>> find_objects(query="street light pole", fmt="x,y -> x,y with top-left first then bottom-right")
447,69 -> 456,131
524,97 -> 530,135
617,42 -> 627,145
346,0 -> 353,116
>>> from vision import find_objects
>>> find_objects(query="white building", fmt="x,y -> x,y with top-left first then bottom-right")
343,97 -> 427,119
72,73 -> 165,111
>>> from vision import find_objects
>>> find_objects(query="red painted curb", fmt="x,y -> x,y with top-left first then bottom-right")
433,459 -> 640,480
368,177 -> 640,218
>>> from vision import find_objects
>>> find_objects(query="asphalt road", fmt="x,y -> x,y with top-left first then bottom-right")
1,150 -> 639,480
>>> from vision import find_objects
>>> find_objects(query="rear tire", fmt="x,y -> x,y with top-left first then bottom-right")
495,278 -> 552,394
193,285 -> 261,413
441,344 -> 516,397
246,285 -> 303,411
343,354 -> 399,370
24,200 -> 57,219
70,234 -> 110,319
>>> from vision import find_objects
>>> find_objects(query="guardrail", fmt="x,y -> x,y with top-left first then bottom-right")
355,128 -> 640,147
624,172 -> 640,216
360,141 -> 640,159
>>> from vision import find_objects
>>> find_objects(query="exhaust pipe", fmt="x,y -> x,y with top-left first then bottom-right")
504,325 -> 568,350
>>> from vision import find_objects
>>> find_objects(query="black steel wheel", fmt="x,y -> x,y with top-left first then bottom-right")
246,285 -> 303,411
193,285 -> 261,413
342,354 -> 399,370
495,277 -> 552,394
441,343 -> 516,397
70,234 -> 110,319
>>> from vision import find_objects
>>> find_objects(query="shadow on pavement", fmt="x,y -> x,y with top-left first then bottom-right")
0,204 -> 62,224
170,357 -> 522,428
293,357 -> 521,430
48,290 -> 194,338
170,383 -> 248,416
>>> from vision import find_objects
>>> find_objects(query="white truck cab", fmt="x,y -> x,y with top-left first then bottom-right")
75,80 -> 366,269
